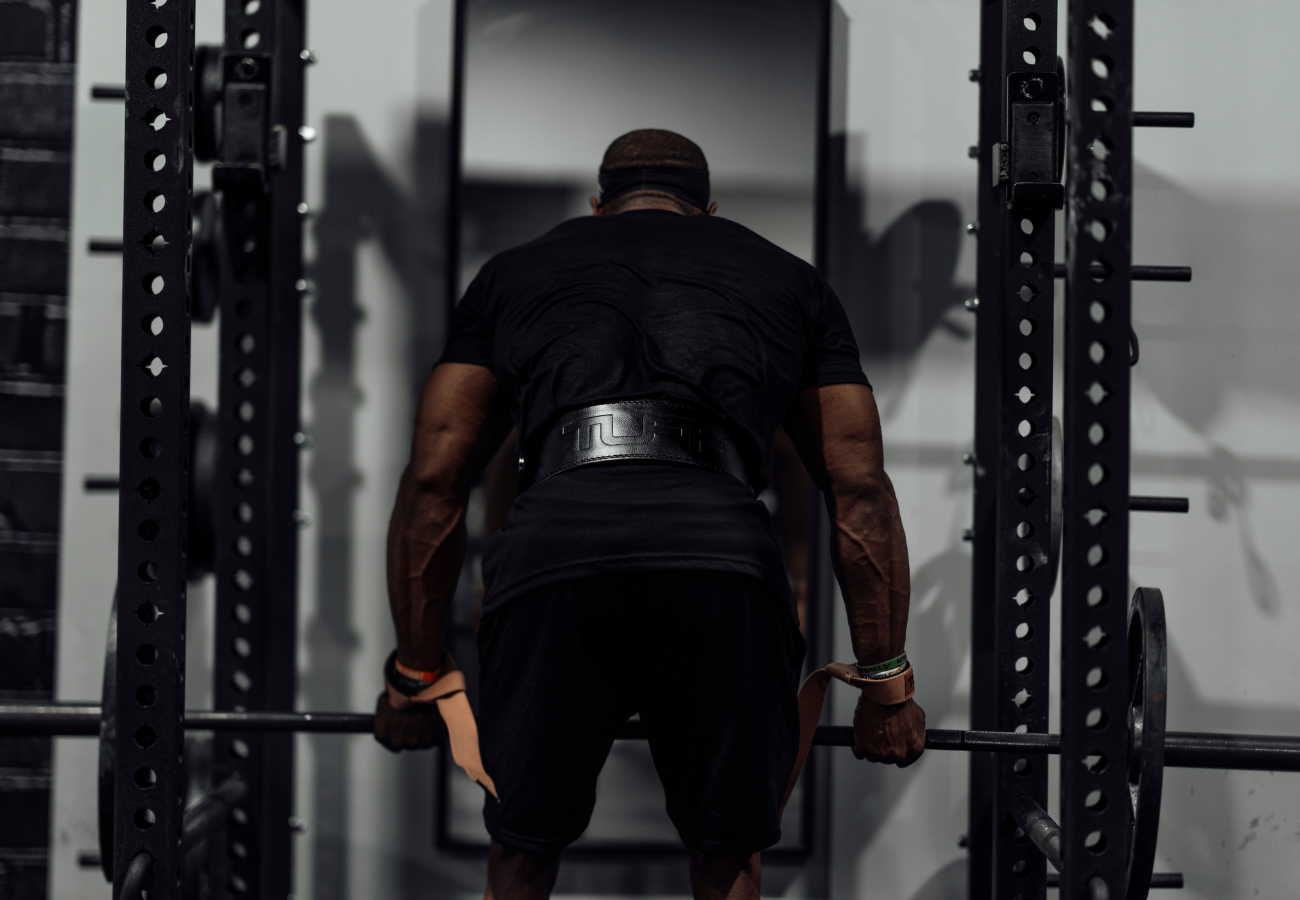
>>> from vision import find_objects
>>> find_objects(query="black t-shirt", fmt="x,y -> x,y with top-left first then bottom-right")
438,209 -> 869,613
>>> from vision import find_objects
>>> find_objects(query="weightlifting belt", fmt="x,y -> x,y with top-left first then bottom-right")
520,399 -> 751,492
781,662 -> 916,814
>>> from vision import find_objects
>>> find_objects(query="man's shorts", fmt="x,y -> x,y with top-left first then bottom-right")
477,570 -> 806,856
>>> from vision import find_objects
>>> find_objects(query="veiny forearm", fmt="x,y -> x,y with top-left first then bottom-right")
827,474 -> 911,666
385,468 -> 469,672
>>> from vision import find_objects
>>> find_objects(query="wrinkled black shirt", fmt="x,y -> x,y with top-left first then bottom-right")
438,209 -> 868,613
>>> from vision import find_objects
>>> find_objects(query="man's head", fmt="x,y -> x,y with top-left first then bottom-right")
591,129 -> 717,217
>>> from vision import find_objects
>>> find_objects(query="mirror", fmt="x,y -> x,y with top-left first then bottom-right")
439,0 -> 837,855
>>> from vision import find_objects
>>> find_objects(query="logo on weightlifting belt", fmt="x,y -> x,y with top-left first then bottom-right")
560,410 -> 725,456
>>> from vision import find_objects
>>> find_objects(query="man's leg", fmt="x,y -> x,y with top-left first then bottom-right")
688,850 -> 761,900
484,841 -> 561,900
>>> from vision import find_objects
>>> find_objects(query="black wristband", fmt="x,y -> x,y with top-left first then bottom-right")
384,649 -> 441,698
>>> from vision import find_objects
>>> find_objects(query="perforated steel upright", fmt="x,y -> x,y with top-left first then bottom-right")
113,0 -> 197,895
210,0 -> 307,896
1059,0 -> 1135,895
969,1 -> 1061,897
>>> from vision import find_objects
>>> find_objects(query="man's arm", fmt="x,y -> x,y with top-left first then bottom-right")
787,382 -> 926,766
377,362 -> 503,750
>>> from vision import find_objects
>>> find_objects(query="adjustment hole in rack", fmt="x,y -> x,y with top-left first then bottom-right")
231,841 -> 248,859
235,535 -> 253,557
1090,138 -> 1112,161
1019,250 -> 1036,268
1088,463 -> 1107,485
1088,14 -> 1114,39
144,108 -> 170,132
1013,757 -> 1032,774
136,685 -> 157,706
1084,507 -> 1109,527
1086,666 -> 1107,689
134,767 -> 157,789
237,435 -> 254,456
138,520 -> 159,541
1019,318 -> 1036,336
1014,588 -> 1033,607
1087,585 -> 1107,607
1089,301 -> 1108,323
1015,622 -> 1033,640
230,875 -> 250,894
1090,258 -> 1112,283
145,26 -> 168,49
242,29 -> 261,48
238,333 -> 256,354
1090,97 -> 1113,114
231,807 -> 248,826
1012,860 -> 1028,876
144,274 -> 165,295
233,637 -> 251,658
233,569 -> 254,591
1016,521 -> 1033,539
133,808 -> 156,830
1022,47 -> 1039,65
1015,554 -> 1034,572
1013,689 -> 1033,708
236,468 -> 254,487
134,725 -> 157,748
1087,544 -> 1107,566
1016,385 -> 1036,404
1019,217 -> 1034,235
234,603 -> 252,624
137,477 -> 160,501
137,561 -> 159,583
236,502 -> 253,523
1090,178 -> 1113,201
1084,789 -> 1108,811
142,314 -> 164,336
1088,341 -> 1108,364
1017,453 -> 1035,472
230,739 -> 250,759
1086,381 -> 1109,405
1018,283 -> 1038,303
143,231 -> 167,254
1083,753 -> 1108,773
232,671 -> 253,692
1017,419 -> 1032,438
146,67 -> 168,90
1084,831 -> 1107,853
1022,13 -> 1039,31
139,438 -> 162,459
1087,422 -> 1107,445
1016,486 -> 1036,505
141,396 -> 162,418
238,401 -> 255,422
140,354 -> 165,378
136,643 -> 158,665
1088,219 -> 1109,242
1013,827 -> 1029,844
1014,656 -> 1033,674
1019,352 -> 1035,370
1084,625 -> 1108,649
238,367 -> 257,388
134,601 -> 160,625
145,191 -> 165,213
244,0 -> 260,11
1091,57 -> 1111,79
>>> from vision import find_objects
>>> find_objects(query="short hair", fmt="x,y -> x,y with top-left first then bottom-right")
600,130 -> 708,172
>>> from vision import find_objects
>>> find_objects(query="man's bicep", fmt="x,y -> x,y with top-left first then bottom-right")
788,383 -> 886,488
408,363 -> 504,484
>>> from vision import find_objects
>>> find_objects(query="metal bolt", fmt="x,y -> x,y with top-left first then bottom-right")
965,221 -> 978,235
293,509 -> 313,527
235,57 -> 259,80
299,49 -> 318,64
958,834 -> 970,848
289,816 -> 308,834
295,278 -> 315,295
962,452 -> 976,466
961,529 -> 974,542
293,431 -> 313,448
296,202 -> 314,217
298,125 -> 318,143
964,296 -> 980,312
968,69 -> 980,83
967,145 -> 979,159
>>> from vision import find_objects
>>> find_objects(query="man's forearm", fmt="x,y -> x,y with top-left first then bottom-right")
827,474 -> 911,667
386,468 -> 470,672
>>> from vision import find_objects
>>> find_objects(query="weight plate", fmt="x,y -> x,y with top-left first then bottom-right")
97,592 -> 117,882
1127,587 -> 1167,900
194,45 -> 224,163
191,192 -> 222,325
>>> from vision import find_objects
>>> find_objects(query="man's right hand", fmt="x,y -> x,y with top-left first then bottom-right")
373,692 -> 443,752
852,694 -> 926,767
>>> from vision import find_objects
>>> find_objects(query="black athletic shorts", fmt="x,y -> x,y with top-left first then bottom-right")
477,570 -> 806,855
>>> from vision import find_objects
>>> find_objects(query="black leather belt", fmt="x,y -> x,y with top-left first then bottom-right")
520,400 -> 752,493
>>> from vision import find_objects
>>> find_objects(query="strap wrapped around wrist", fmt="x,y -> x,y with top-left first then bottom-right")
825,660 -> 916,706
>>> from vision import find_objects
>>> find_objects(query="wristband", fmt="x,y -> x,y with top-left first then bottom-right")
857,652 -> 907,679
384,650 -> 442,699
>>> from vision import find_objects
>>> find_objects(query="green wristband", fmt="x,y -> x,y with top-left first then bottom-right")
857,652 -> 907,678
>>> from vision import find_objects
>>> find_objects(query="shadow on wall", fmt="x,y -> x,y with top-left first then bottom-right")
302,112 -> 450,900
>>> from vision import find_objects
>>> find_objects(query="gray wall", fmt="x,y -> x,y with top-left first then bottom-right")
49,1 -> 1300,899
